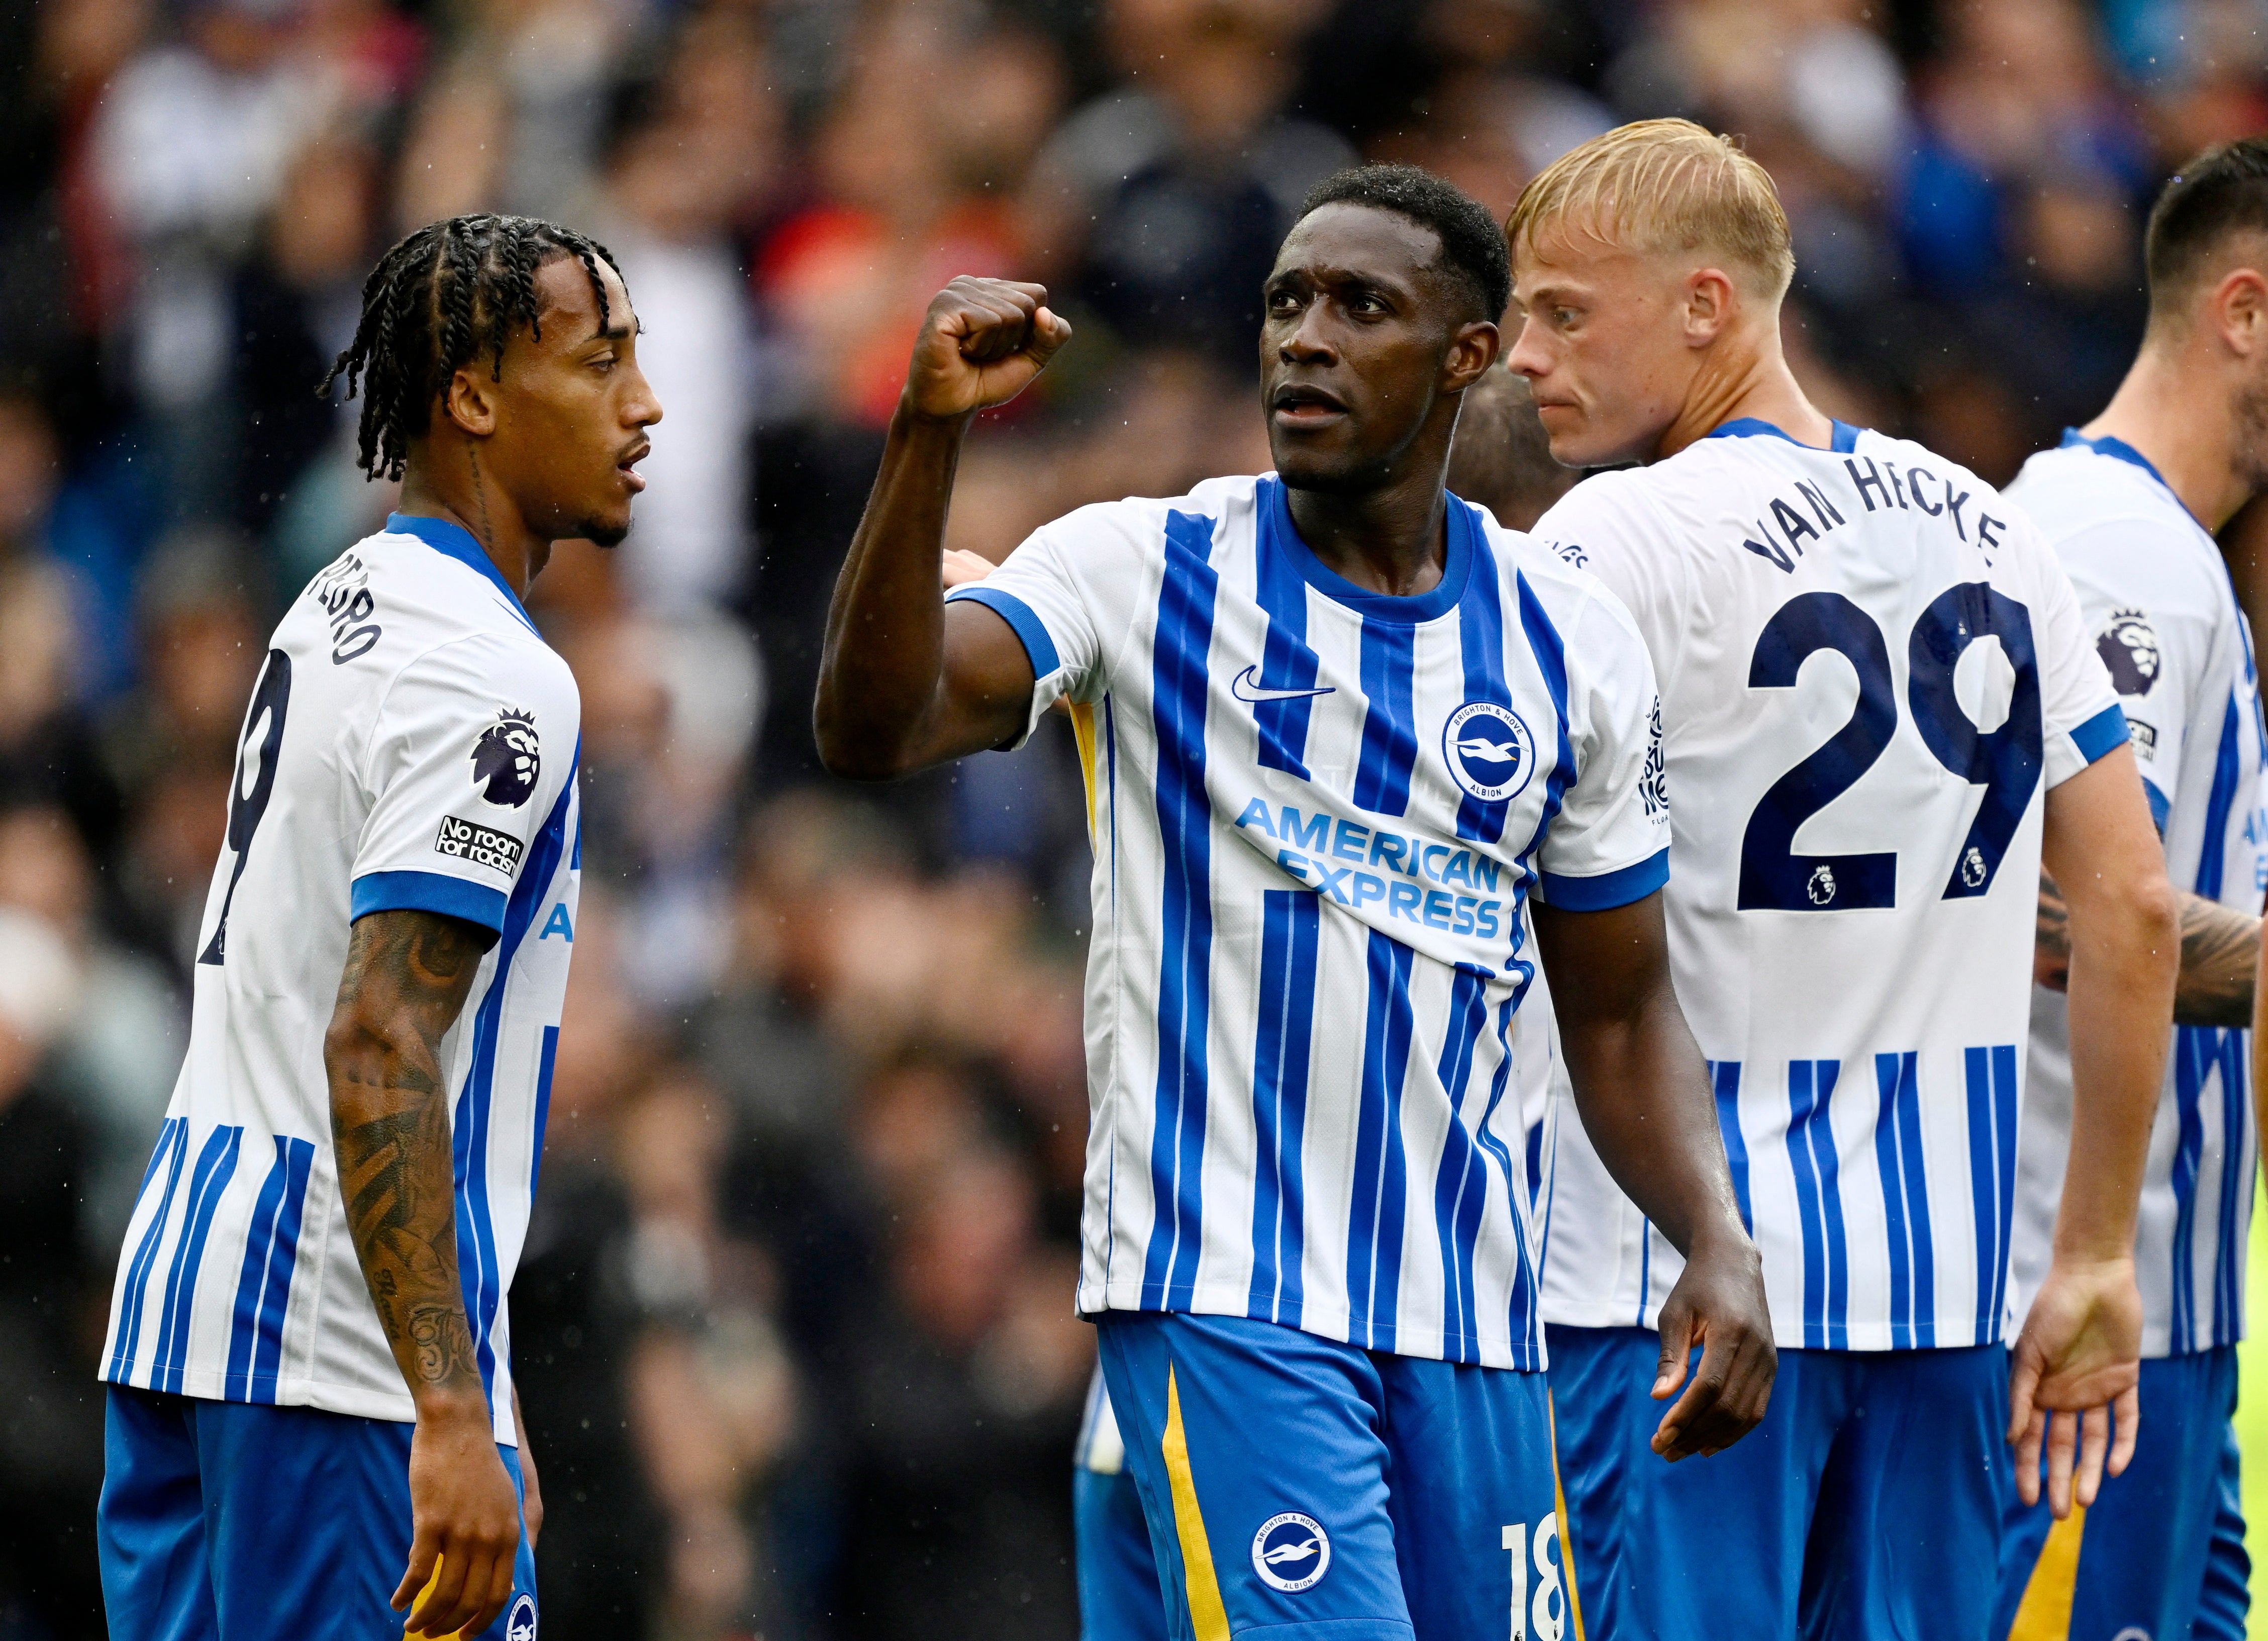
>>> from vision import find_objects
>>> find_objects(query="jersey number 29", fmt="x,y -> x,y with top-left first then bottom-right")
1739,584 -> 2039,913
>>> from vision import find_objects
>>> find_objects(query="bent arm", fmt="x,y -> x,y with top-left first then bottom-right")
1534,891 -> 1773,1458
325,908 -> 492,1407
814,277 -> 1070,780
813,413 -> 1038,777
2038,873 -> 2255,1028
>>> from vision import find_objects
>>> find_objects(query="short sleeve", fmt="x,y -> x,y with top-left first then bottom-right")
349,634 -> 578,933
2019,521 -> 2133,793
2048,517 -> 2206,828
1533,586 -> 1674,909
946,517 -> 1111,749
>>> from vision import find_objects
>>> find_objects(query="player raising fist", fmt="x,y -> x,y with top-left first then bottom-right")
819,164 -> 1772,1639
97,215 -> 660,1641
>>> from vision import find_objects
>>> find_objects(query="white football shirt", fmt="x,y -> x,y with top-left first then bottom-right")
102,514 -> 582,1443
2007,432 -> 2265,1357
953,473 -> 1665,1370
1532,421 -> 2126,1352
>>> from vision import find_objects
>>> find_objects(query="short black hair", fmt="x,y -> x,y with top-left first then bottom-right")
2145,136 -> 2268,318
319,214 -> 628,481
1295,164 -> 1512,325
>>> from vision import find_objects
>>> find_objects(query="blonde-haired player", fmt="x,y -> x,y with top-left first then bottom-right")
1513,120 -> 2177,1637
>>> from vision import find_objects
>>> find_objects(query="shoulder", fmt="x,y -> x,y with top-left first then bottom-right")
1477,512 -> 1653,671
1019,475 -> 1261,565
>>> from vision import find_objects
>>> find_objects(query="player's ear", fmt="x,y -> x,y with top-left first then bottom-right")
1444,320 -> 1500,392
1684,267 -> 1736,346
443,367 -> 499,439
2214,266 -> 2268,357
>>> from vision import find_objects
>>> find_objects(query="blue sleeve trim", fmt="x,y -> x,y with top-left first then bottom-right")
350,870 -> 508,933
1539,847 -> 1670,912
2069,703 -> 2130,766
2143,778 -> 2171,837
946,586 -> 1061,679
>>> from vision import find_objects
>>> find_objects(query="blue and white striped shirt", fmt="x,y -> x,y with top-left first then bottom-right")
1532,422 -> 2127,1352
102,515 -> 581,1443
956,474 -> 1669,1370
2008,432 -> 2265,1357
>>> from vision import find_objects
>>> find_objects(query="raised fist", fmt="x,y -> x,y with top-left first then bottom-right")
902,277 -> 1072,422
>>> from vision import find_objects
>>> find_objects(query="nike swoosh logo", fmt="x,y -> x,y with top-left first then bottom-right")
1231,664 -> 1335,704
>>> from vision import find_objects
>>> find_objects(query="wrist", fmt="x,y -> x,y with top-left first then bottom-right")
412,1384 -> 492,1428
892,393 -> 975,434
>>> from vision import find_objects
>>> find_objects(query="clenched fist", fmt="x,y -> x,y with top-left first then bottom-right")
902,277 -> 1072,423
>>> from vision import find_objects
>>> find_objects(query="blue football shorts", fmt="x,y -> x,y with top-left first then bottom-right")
1551,1326 -> 2008,1641
1078,1464 -> 1168,1641
100,1386 -> 539,1641
1095,1309 -> 1575,1640
1995,1345 -> 2248,1641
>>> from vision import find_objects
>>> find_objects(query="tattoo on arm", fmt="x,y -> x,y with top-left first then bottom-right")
2042,870 -> 2258,1028
2175,893 -> 2260,1030
326,910 -> 494,1398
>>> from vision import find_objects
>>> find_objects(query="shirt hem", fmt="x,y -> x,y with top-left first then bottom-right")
98,1365 -> 517,1445
1078,1281 -> 1541,1371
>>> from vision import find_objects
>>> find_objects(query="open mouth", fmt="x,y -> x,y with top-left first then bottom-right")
617,440 -> 650,491
1270,383 -> 1349,426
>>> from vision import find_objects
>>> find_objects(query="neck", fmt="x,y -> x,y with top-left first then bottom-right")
1285,451 -> 1450,598
397,445 -> 549,598
1654,323 -> 1832,460
2083,340 -> 2250,530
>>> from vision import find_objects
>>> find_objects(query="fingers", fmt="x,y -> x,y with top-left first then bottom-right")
391,1527 -> 440,1614
1650,1305 -> 1694,1404
2108,1384 -> 2139,1480
469,1543 -> 519,1639
2073,1403 -> 2110,1509
2043,1406 -> 2078,1520
2012,1407 -> 2044,1509
403,1543 -> 471,1637
1653,1327 -> 1772,1461
2005,1343 -> 2042,1447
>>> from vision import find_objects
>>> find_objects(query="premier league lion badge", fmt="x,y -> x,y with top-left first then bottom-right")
470,708 -> 541,808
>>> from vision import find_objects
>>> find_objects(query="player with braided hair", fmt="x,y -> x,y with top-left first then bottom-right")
96,214 -> 658,1641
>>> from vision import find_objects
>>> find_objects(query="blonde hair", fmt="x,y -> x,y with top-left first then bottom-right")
1507,119 -> 1796,300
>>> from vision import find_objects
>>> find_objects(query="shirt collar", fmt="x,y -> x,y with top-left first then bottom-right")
1707,417 -> 1862,453
385,512 -> 536,629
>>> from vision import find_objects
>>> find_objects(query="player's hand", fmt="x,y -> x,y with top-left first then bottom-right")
395,1397 -> 523,1637
942,548 -> 999,588
2009,1253 -> 2141,1518
1649,1225 -> 1776,1461
902,277 -> 1071,423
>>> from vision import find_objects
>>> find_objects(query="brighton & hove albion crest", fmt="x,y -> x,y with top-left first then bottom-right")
1443,701 -> 1537,803
1252,1512 -> 1331,1592
470,708 -> 541,808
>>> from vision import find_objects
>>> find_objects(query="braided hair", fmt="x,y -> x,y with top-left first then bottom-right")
319,214 -> 628,481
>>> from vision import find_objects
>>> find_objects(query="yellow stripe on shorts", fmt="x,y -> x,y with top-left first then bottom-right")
1162,1364 -> 1233,1641
2006,1504 -> 2086,1641
1547,1391 -> 1588,1641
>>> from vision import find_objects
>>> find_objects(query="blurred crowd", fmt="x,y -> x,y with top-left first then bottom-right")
4,0 -> 2268,1635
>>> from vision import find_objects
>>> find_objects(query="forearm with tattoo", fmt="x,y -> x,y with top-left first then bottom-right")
325,909 -> 496,1403
2038,870 -> 2259,1029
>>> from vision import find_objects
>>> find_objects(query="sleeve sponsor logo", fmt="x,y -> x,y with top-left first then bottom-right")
435,814 -> 524,877
470,708 -> 541,807
1639,695 -> 1668,819
2096,608 -> 2161,696
2126,716 -> 2158,755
